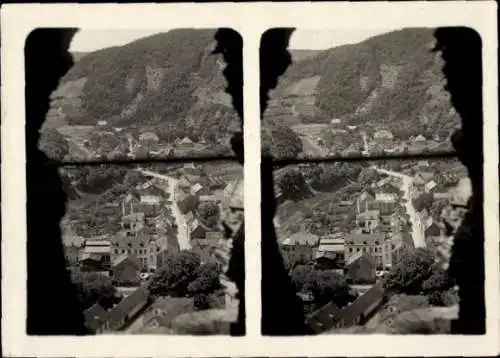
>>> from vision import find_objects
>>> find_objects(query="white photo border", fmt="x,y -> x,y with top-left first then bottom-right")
1,2 -> 498,357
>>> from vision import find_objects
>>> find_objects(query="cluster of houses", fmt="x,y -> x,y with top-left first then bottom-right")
279,161 -> 463,333
62,164 -> 244,333
317,120 -> 452,157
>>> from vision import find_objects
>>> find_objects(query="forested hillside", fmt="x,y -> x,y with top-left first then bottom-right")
267,28 -> 460,141
52,29 -> 238,139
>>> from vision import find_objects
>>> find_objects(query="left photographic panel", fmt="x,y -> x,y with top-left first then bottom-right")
39,28 -> 241,162
59,162 -> 243,335
25,27 -> 244,336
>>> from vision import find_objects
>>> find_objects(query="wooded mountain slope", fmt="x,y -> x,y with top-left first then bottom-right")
268,28 -> 460,140
52,29 -> 238,140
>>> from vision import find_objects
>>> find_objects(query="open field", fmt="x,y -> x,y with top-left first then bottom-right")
291,123 -> 329,137
57,125 -> 95,139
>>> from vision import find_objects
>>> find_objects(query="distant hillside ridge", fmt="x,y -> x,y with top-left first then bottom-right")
48,29 -> 238,143
267,28 -> 460,140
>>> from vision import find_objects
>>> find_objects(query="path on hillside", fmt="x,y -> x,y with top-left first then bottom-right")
138,169 -> 191,251
67,137 -> 93,159
371,166 -> 426,248
300,135 -> 327,156
361,132 -> 370,155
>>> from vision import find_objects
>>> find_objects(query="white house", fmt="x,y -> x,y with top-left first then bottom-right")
190,183 -> 204,196
140,194 -> 162,205
424,180 -> 437,193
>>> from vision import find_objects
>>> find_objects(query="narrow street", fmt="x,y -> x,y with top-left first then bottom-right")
372,166 -> 426,248
138,169 -> 192,251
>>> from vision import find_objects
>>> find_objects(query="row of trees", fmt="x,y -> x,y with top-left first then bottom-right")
384,248 -> 457,306
39,129 -> 70,161
290,265 -> 357,313
149,251 -> 223,310
71,269 -> 121,310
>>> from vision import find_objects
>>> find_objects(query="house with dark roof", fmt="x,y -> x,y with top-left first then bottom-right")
346,252 -> 377,284
414,172 -> 435,191
424,218 -> 443,238
111,254 -> 141,287
137,186 -> 165,205
306,283 -> 386,333
142,297 -> 195,331
356,190 -> 376,214
191,237 -> 221,264
107,287 -> 150,331
84,303 -> 109,334
373,129 -> 394,147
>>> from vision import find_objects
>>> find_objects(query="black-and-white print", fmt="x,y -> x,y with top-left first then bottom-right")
60,162 -> 243,335
261,27 -> 481,335
273,159 -> 469,333
262,28 -> 457,159
33,28 -> 244,335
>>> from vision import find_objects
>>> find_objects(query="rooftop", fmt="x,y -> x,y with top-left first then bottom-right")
282,232 -> 319,246
344,233 -> 385,246
84,303 -> 109,332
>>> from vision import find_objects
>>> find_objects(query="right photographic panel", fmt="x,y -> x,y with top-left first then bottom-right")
260,27 -> 485,336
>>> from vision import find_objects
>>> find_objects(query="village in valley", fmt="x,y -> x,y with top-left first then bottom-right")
273,154 -> 470,333
36,29 -> 246,335
259,27 -> 471,333
60,161 -> 243,334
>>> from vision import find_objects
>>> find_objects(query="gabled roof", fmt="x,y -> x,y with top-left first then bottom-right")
344,233 -> 385,246
356,210 -> 380,221
414,134 -> 427,142
347,252 -> 376,266
139,131 -> 159,141
112,254 -> 141,269
107,287 -> 149,327
282,232 -> 319,246
84,303 -> 109,332
145,297 -> 194,328
178,177 -> 191,188
178,137 -> 193,145
374,130 -> 394,139
358,190 -> 375,202
83,246 -> 110,254
191,183 -> 203,193
414,172 -> 434,185
306,301 -> 343,333
317,237 -> 345,252
376,177 -> 393,187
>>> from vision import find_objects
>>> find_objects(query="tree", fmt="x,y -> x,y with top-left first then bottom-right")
290,264 -> 316,292
385,248 -> 435,295
430,199 -> 448,220
412,192 -> 434,212
311,270 -> 351,308
71,270 -> 120,310
123,171 -> 146,189
276,168 -> 310,201
422,268 -> 455,307
197,202 -> 220,227
187,262 -> 222,295
39,129 -> 70,161
150,251 -> 201,297
178,194 -> 200,215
